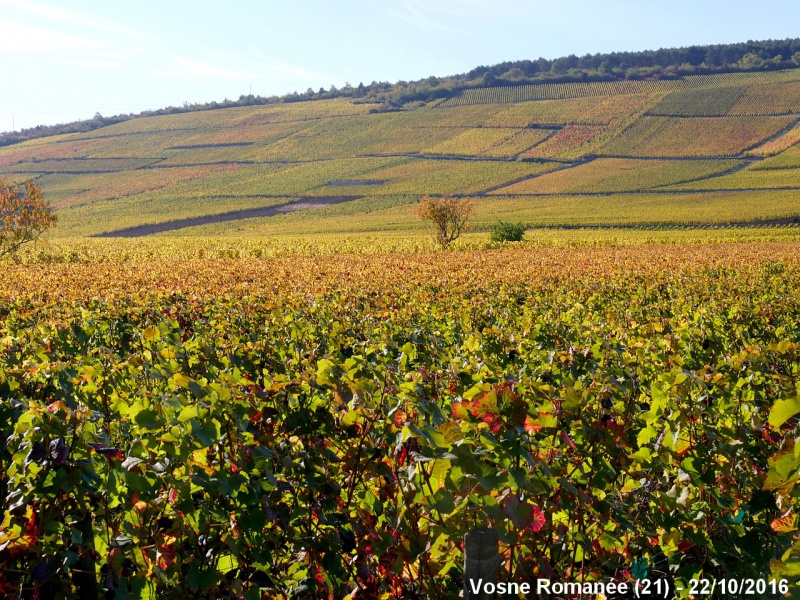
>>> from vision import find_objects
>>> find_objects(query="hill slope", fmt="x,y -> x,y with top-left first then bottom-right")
2,68 -> 800,237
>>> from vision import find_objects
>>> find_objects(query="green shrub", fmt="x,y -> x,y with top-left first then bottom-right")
490,221 -> 527,242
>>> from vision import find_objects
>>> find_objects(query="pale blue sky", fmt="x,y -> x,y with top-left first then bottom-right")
2,0 -> 800,131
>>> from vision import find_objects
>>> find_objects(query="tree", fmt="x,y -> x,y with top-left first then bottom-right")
738,52 -> 767,70
0,178 -> 57,258
793,52 -> 800,67
415,194 -> 473,247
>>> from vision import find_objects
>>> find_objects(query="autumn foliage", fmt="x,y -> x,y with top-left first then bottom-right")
415,194 -> 473,247
0,178 -> 56,258
2,245 -> 800,596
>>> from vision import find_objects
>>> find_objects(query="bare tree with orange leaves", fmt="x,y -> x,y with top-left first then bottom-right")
0,178 -> 57,259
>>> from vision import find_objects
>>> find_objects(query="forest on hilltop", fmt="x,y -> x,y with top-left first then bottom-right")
3,38 -> 800,148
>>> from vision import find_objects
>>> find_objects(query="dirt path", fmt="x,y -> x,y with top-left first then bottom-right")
93,196 -> 358,237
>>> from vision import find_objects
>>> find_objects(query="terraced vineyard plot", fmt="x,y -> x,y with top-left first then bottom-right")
648,87 -> 745,116
390,104 -> 508,128
480,128 -> 554,157
440,80 -> 673,106
421,127 -> 535,156
148,158 -> 404,201
666,165 -> 800,190
420,127 -> 512,155
75,131 -> 207,159
482,94 -> 656,127
6,158 -> 160,173
0,139 -> 110,168
169,120 -> 312,148
81,99 -> 372,137
440,69 -> 800,107
356,127 -> 467,156
223,188 -> 800,237
747,121 -> 800,156
70,129 -> 217,157
753,142 -> 800,169
226,97 -> 375,125
520,125 -> 606,159
59,194 -> 295,237
251,115 -> 463,160
473,189 -> 800,226
682,68 -> 800,87
154,146 -> 267,167
37,165 -> 242,207
306,159 -> 558,196
729,81 -> 800,115
489,158 -> 744,194
600,115 -> 795,157
84,158 -> 405,212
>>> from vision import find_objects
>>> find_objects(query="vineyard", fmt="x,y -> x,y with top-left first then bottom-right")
490,158 -> 744,195
438,69 -> 800,107
8,35 -> 800,600
666,165 -> 800,191
729,81 -> 800,116
647,87 -> 746,117
600,115 -> 796,158
3,245 -> 800,598
755,142 -> 800,170
303,160 -> 557,198
481,94 -> 657,127
0,68 -> 799,236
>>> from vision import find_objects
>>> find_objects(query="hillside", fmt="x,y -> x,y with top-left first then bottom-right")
3,37 -> 799,148
2,68 -> 800,237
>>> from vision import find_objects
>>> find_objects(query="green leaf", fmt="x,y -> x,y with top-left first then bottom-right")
135,409 -> 166,431
187,562 -> 218,592
191,418 -> 221,447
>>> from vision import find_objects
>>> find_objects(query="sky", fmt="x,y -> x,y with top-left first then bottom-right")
2,0 -> 800,131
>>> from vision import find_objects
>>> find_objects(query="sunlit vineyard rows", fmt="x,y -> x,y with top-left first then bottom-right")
304,159 -> 557,197
491,158 -> 744,195
517,125 -> 606,159
728,81 -> 800,115
600,115 -> 795,157
420,127 -> 556,159
748,122 -> 800,157
479,128 -> 554,157
481,94 -> 657,127
422,127 -> 524,156
647,87 -> 747,116
667,164 -> 800,191
4,245 -> 800,598
438,68 -> 800,106
646,81 -> 800,119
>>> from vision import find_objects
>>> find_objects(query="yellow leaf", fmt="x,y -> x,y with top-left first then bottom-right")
172,373 -> 192,388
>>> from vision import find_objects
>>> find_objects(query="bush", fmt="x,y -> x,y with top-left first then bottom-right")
490,221 -> 527,242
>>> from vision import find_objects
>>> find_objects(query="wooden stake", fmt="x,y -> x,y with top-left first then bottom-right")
464,527 -> 499,599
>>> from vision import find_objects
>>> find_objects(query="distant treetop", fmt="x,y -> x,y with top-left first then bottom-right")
3,38 -> 800,148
